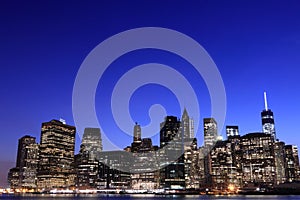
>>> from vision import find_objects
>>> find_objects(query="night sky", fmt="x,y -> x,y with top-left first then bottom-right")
1,0 -> 300,187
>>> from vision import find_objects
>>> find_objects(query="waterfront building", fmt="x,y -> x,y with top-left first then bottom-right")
210,140 -> 239,191
197,147 -> 206,188
7,135 -> 38,190
75,144 -> 100,189
184,138 -> 199,189
180,109 -> 199,189
37,119 -> 76,190
159,116 -> 185,189
274,141 -> 286,184
129,124 -> 160,190
241,132 -> 276,187
284,145 -> 300,182
97,151 -> 131,189
7,167 -> 20,189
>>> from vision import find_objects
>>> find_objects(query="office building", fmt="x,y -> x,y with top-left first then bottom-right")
82,128 -> 102,160
261,92 -> 276,139
37,119 -> 76,190
241,132 -> 276,187
8,135 -> 38,190
226,126 -> 239,138
75,144 -> 99,189
204,118 -> 218,147
274,141 -> 286,184
160,116 -> 185,189
210,140 -> 240,191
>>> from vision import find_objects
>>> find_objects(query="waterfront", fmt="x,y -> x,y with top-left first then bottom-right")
1,194 -> 300,200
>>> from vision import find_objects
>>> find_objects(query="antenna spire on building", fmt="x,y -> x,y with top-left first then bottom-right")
264,91 -> 268,111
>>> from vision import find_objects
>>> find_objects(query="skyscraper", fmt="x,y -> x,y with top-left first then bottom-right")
274,141 -> 286,184
204,118 -> 218,147
82,128 -> 103,160
8,135 -> 38,190
37,119 -> 76,190
74,128 -> 102,190
160,116 -> 185,189
261,92 -> 276,139
241,132 -> 276,187
181,108 -> 194,139
133,122 -> 141,142
226,126 -> 239,138
131,123 -> 142,153
75,144 -> 99,190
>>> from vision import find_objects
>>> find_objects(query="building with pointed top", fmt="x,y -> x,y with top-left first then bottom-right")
261,92 -> 276,140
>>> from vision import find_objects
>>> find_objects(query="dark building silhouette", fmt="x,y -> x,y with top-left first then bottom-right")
75,144 -> 99,189
159,116 -> 185,189
97,151 -> 131,189
8,135 -> 38,190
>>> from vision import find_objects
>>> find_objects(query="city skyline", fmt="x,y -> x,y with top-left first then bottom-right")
6,107 -> 300,193
1,0 -> 300,188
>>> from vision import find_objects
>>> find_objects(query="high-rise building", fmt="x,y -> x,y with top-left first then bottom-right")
210,140 -> 240,191
37,119 -> 76,190
97,151 -> 131,189
203,118 -> 218,186
180,109 -> 198,189
184,138 -> 199,189
181,108 -> 194,139
204,118 -> 218,147
123,124 -> 160,190
241,132 -> 276,187
160,116 -> 185,189
131,123 -> 142,153
133,122 -> 141,142
75,144 -> 99,190
292,146 -> 300,180
261,92 -> 276,139
8,135 -> 38,190
274,141 -> 286,184
226,126 -> 239,138
82,128 -> 102,160
284,145 -> 300,182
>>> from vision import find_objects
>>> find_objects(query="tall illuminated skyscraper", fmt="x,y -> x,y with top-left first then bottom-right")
37,119 -> 76,190
261,92 -> 276,139
204,118 -> 218,147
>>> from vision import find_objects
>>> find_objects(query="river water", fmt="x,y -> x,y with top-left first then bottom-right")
1,194 -> 300,200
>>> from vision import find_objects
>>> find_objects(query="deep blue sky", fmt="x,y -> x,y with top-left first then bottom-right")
1,0 -> 300,186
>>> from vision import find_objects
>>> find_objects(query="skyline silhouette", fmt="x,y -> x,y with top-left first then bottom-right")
1,0 -> 300,187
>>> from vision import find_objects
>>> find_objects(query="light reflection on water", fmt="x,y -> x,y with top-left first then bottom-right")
1,194 -> 300,200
